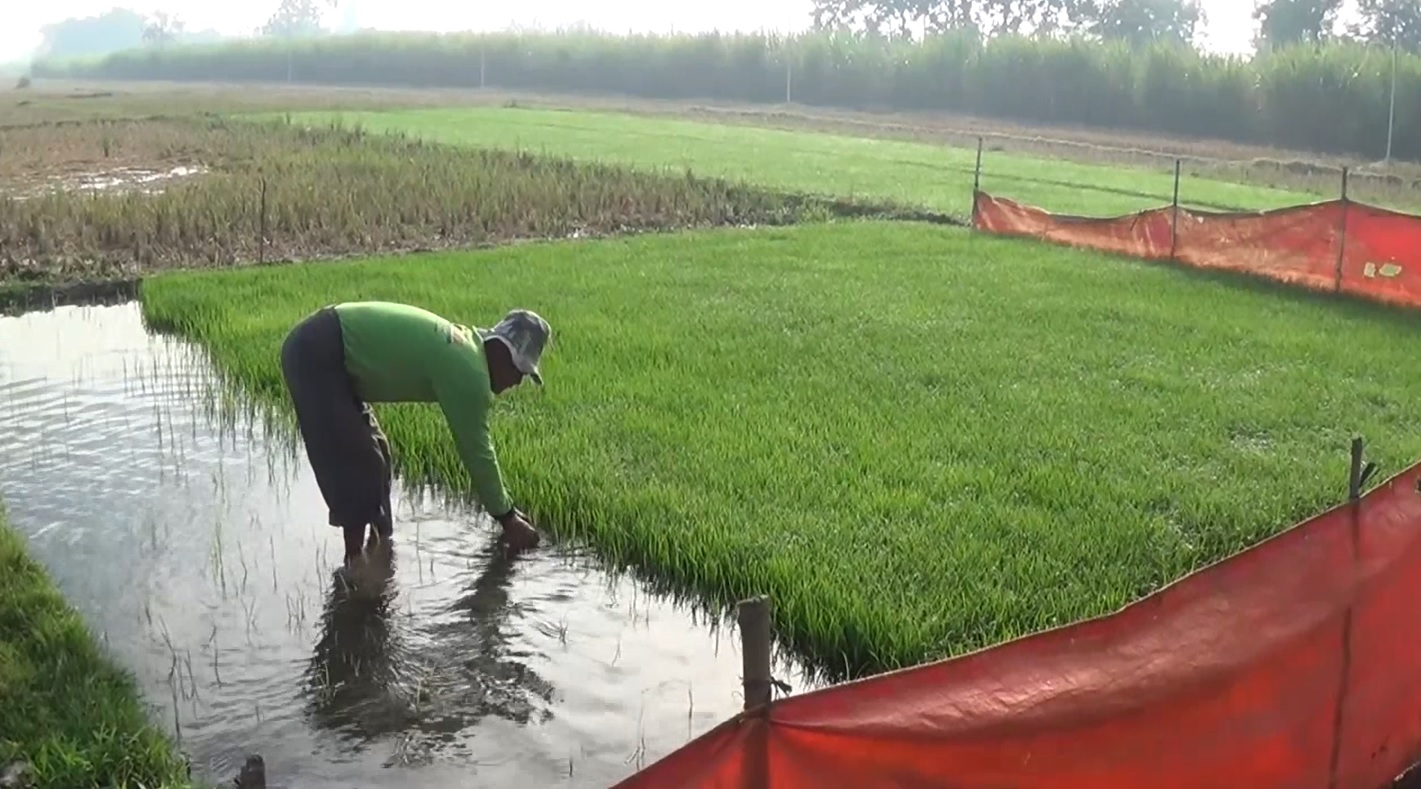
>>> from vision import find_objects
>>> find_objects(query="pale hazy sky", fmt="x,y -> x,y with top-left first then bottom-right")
0,0 -> 1369,64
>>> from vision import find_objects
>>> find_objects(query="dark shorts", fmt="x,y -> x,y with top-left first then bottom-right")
279,306 -> 393,534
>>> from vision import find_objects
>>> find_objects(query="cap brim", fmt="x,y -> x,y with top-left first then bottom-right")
514,353 -> 543,386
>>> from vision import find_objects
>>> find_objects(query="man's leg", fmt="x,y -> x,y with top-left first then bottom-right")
327,400 -> 391,557
361,402 -> 394,541
342,524 -> 367,559
280,307 -> 386,563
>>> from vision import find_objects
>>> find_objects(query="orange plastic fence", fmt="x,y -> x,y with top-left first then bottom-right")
614,460 -> 1421,789
971,192 -> 1421,309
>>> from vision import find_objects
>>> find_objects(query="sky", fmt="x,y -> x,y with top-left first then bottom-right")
0,0 -> 1367,65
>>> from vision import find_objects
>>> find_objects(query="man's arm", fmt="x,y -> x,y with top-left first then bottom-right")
431,359 -> 516,519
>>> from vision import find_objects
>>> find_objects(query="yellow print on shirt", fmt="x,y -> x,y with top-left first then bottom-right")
445,322 -> 475,346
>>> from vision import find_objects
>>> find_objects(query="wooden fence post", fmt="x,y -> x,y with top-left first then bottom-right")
738,596 -> 772,789
1348,435 -> 1377,502
1349,436 -> 1364,501
1334,167 -> 1350,292
973,137 -> 984,196
258,178 -> 268,266
1331,437 -> 1379,787
971,136 -> 984,228
738,596 -> 772,710
1170,159 -> 1181,261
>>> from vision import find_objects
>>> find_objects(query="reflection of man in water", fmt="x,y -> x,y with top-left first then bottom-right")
433,536 -> 556,727
278,301 -> 550,565
303,534 -> 555,751
303,537 -> 414,741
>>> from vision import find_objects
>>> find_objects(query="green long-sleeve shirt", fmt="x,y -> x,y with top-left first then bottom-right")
332,301 -> 514,517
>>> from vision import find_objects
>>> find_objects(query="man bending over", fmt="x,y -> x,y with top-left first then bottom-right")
279,300 -> 550,563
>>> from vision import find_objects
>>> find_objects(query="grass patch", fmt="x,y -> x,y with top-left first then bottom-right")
280,106 -> 1334,218
138,220 -> 1421,680
0,116 -> 863,290
0,502 -> 195,788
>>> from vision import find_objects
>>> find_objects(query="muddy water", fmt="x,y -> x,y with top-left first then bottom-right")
0,302 -> 816,788
3,165 -> 207,200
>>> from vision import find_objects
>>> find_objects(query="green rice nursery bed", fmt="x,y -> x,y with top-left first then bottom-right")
138,219 -> 1421,680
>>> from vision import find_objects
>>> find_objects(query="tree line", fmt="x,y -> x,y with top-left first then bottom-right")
31,27 -> 1418,162
808,0 -> 1418,53
28,0 -> 340,62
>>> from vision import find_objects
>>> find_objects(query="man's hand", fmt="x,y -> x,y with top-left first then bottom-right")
497,508 -> 541,552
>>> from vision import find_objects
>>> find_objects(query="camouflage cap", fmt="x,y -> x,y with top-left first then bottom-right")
481,309 -> 551,385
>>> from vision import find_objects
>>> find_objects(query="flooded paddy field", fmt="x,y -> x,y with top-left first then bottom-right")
2,164 -> 208,200
0,116 -> 854,302
0,301 -> 816,788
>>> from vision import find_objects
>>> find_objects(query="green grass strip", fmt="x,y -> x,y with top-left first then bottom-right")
0,502 -> 195,789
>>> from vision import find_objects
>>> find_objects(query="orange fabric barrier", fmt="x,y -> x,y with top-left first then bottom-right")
972,192 -> 1421,310
615,461 -> 1421,789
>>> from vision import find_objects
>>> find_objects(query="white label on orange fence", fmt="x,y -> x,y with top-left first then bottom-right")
1363,262 -> 1404,278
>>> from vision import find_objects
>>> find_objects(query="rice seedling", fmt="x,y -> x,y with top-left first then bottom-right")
210,515 -> 227,598
137,218 -> 1421,680
0,116 -> 876,291
35,29 -> 1421,163
236,535 -> 250,595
